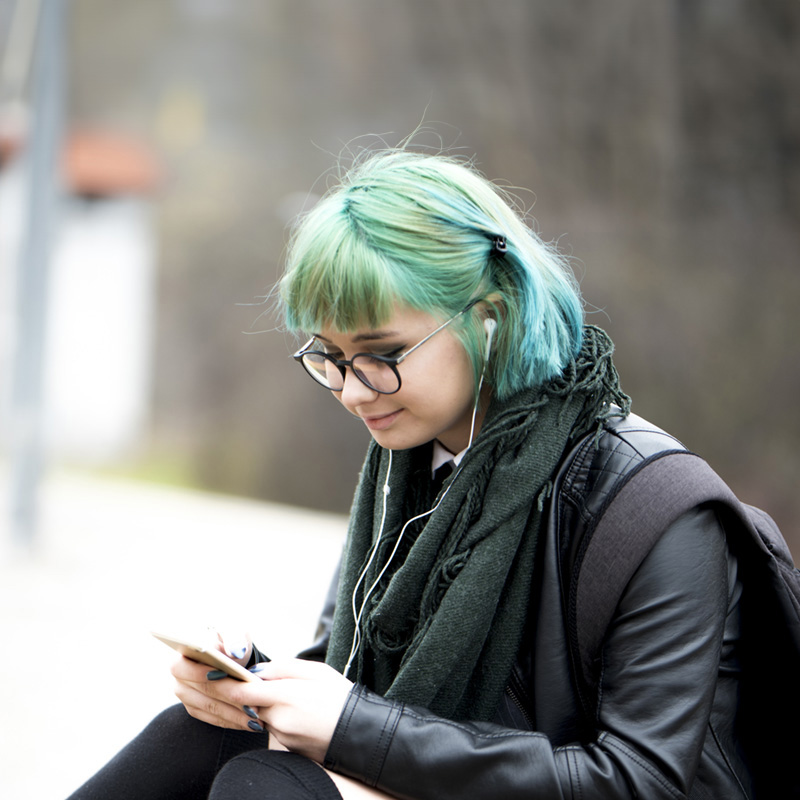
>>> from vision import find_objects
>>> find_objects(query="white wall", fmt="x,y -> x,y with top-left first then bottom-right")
44,195 -> 156,461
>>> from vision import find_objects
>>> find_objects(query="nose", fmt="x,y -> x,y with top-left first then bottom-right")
337,367 -> 379,412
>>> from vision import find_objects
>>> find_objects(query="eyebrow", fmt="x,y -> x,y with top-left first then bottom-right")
314,330 -> 401,344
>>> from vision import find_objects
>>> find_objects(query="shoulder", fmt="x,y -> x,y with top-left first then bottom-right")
555,411 -> 687,525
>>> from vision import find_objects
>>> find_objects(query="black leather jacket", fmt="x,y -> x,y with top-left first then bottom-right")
304,413 -> 754,799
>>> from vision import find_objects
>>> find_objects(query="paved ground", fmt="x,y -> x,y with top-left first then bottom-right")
0,468 -> 347,800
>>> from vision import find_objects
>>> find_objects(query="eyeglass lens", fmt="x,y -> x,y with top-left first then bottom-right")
301,352 -> 400,393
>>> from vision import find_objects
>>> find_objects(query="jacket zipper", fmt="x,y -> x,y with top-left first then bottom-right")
505,678 -> 534,729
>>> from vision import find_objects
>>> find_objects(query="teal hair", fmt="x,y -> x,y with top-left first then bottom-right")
279,150 -> 583,399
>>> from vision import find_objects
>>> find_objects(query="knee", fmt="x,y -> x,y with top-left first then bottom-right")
210,751 -> 338,800
211,753 -> 267,798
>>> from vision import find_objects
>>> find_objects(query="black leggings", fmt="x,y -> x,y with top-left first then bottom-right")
65,704 -> 343,800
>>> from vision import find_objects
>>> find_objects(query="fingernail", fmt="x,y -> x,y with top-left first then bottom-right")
247,720 -> 264,733
249,664 -> 268,674
206,669 -> 228,681
229,645 -> 247,660
243,705 -> 259,720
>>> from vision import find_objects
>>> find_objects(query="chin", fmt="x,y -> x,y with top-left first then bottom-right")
369,428 -> 433,452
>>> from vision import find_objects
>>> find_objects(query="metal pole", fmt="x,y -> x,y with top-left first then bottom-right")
9,0 -> 67,548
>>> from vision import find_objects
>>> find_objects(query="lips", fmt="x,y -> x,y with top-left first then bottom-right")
361,410 -> 402,431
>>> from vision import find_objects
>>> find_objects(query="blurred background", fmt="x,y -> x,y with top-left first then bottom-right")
0,1 -> 798,797
2,0 -> 799,529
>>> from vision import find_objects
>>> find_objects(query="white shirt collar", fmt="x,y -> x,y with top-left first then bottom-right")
431,439 -> 467,475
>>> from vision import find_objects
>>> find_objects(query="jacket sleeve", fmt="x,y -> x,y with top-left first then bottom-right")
323,507 -> 733,799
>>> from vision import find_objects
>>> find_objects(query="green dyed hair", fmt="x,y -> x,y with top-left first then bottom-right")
279,149 -> 583,399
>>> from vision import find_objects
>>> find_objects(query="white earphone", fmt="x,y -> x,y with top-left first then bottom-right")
483,317 -> 497,360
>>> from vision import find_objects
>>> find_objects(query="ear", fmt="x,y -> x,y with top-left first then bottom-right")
475,293 -> 505,326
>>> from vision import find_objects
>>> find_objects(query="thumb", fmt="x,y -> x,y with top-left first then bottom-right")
215,628 -> 252,664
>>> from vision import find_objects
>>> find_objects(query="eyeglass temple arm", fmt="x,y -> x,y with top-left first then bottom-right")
395,301 -> 479,365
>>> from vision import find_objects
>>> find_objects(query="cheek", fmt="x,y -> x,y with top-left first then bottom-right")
419,346 -> 475,411
444,343 -> 476,394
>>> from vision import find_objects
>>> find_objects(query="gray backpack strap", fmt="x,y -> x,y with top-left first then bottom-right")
572,450 -> 736,704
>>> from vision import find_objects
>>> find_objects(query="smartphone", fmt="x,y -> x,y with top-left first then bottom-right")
151,630 -> 260,682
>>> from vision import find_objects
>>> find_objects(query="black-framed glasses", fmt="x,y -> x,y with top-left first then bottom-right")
292,301 -> 478,394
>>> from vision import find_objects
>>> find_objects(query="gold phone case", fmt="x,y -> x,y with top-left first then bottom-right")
151,630 -> 260,682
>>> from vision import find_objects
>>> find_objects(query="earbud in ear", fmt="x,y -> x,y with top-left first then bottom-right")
483,318 -> 497,360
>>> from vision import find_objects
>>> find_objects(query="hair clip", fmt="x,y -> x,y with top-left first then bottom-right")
491,236 -> 508,257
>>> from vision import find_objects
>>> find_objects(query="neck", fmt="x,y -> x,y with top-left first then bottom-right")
437,385 -> 492,454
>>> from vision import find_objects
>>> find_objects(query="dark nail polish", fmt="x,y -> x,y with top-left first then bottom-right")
206,669 -> 228,681
243,705 -> 259,720
248,720 -> 264,733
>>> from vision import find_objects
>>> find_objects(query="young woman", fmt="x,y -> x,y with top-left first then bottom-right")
67,149 -> 754,799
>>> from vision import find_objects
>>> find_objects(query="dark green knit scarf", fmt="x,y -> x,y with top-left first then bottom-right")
326,326 -> 630,721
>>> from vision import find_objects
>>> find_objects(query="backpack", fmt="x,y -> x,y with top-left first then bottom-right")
565,447 -> 800,798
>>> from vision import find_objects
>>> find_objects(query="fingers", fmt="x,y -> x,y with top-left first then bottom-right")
175,678 -> 263,731
170,656 -> 353,757
171,655 -> 265,733
239,659 -> 353,721
230,659 -> 354,762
